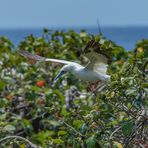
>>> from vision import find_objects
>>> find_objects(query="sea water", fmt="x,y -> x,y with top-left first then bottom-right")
0,26 -> 148,50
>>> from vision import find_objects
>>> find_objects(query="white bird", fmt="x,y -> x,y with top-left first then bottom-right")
18,40 -> 111,91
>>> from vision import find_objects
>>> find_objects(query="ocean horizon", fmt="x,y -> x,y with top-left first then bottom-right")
0,26 -> 148,50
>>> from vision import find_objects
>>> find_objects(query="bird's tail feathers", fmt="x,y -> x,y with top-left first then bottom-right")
18,50 -> 45,61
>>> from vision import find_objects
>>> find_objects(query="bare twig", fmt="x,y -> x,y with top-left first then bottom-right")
0,136 -> 39,148
109,127 -> 121,148
124,109 -> 148,147
63,121 -> 86,137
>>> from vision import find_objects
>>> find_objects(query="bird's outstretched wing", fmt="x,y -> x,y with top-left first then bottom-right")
83,39 -> 111,75
18,50 -> 73,65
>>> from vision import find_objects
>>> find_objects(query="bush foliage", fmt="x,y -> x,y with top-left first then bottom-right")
0,29 -> 147,148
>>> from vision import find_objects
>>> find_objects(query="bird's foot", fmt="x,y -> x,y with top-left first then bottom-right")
87,81 -> 102,92
27,58 -> 37,65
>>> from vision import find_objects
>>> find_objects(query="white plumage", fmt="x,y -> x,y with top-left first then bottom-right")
18,40 -> 110,91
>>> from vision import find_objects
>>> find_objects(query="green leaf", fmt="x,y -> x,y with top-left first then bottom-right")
58,130 -> 67,136
20,143 -> 26,148
31,86 -> 42,92
73,120 -> 84,130
0,81 -> 6,90
113,141 -> 123,148
80,123 -> 88,134
33,131 -> 55,144
4,125 -> 16,132
60,106 -> 69,117
49,120 -> 60,126
121,121 -> 134,136
86,136 -> 96,148
126,88 -> 137,96
53,90 -> 65,105
80,32 -> 88,37
53,138 -> 64,145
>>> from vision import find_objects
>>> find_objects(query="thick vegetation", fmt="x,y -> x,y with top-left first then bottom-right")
0,29 -> 147,148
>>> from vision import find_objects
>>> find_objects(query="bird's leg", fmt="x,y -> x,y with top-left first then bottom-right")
93,82 -> 106,93
27,58 -> 37,65
87,80 -> 102,92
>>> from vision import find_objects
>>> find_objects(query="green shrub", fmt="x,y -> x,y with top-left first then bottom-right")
0,29 -> 147,147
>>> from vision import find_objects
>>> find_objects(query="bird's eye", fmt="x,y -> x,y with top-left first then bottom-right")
61,70 -> 65,73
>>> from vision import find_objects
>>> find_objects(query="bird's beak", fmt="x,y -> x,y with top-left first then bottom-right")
54,71 -> 65,82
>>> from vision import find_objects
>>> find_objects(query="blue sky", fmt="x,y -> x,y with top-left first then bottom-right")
0,0 -> 148,28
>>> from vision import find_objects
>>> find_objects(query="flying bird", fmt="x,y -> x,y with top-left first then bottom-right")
18,39 -> 111,91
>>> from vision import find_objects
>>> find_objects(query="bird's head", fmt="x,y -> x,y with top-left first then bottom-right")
54,64 -> 76,81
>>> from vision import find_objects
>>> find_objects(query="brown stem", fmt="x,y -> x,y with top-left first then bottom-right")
0,136 -> 39,148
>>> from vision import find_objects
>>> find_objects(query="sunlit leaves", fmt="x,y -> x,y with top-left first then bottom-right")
58,130 -> 67,136
113,141 -> 123,148
73,120 -> 84,130
0,29 -> 147,147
